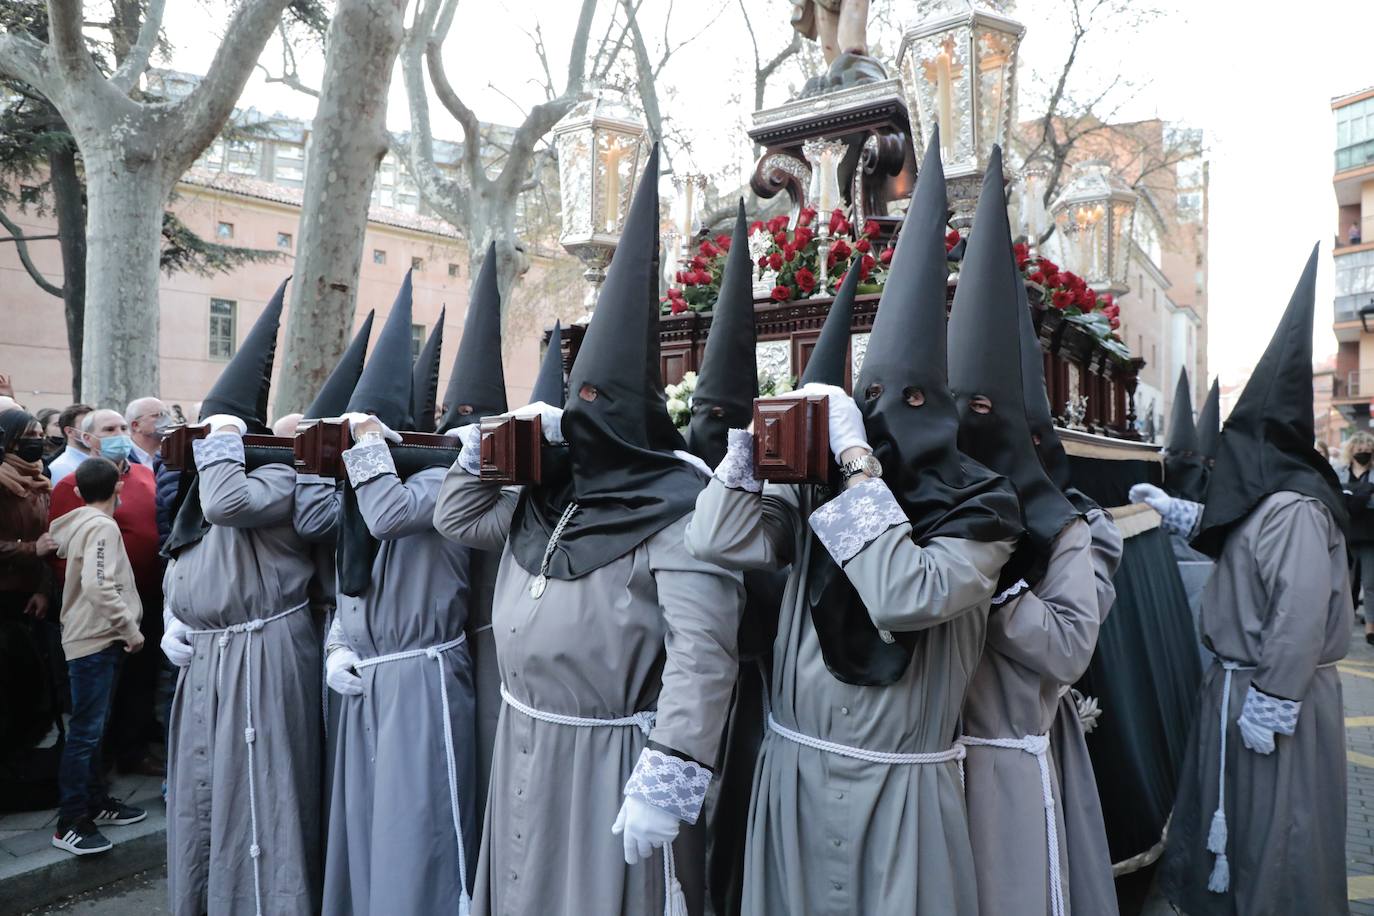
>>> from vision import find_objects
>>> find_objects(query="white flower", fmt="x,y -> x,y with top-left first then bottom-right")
666,397 -> 687,414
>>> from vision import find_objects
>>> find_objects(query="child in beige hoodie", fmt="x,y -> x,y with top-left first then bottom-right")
48,456 -> 147,856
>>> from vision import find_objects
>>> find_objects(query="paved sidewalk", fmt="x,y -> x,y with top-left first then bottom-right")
1342,622 -> 1374,915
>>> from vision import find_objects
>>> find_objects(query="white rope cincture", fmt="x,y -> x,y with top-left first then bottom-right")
188,601 -> 308,916
766,714 -> 967,767
958,733 -> 1064,916
355,634 -> 471,915
1206,662 -> 1246,893
499,684 -> 684,916
321,606 -> 334,743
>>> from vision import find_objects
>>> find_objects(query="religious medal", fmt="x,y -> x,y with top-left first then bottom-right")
530,574 -> 547,599
530,503 -> 578,601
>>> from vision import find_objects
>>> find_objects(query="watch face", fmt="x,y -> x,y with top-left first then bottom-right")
862,454 -> 882,478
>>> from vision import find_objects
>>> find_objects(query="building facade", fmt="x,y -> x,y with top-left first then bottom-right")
1332,86 -> 1374,438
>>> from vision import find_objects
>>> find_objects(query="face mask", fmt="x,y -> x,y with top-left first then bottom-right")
153,415 -> 173,437
1356,452 -> 1372,466
15,439 -> 44,463
97,434 -> 133,463
45,435 -> 65,452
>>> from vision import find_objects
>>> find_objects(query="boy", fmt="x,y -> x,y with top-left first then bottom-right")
49,456 -> 147,855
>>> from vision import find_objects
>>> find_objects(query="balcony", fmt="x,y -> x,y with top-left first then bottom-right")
1338,141 -> 1374,174
1336,369 -> 1374,402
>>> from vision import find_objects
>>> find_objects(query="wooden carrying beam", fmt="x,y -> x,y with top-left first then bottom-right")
293,419 -> 462,480
478,416 -> 543,485
160,425 -> 293,471
752,393 -> 830,483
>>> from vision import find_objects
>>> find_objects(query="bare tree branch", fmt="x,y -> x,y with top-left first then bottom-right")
109,0 -> 166,93
0,31 -> 54,95
0,209 -> 63,297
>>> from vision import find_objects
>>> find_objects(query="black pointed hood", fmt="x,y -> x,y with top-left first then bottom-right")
509,144 -> 703,580
410,307 -> 445,433
800,264 -> 858,386
1195,245 -> 1347,555
199,276 -> 287,433
806,134 -> 1022,687
304,311 -> 374,420
346,272 -> 415,430
1197,377 -> 1221,465
687,200 -> 757,468
948,146 -> 1077,560
1163,367 -> 1207,501
439,243 -> 506,431
530,321 -> 566,408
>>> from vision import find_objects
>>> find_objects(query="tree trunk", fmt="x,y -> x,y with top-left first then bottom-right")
275,0 -> 408,418
49,143 -> 86,402
80,149 -> 164,409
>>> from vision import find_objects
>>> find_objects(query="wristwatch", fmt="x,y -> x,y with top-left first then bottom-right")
839,451 -> 882,482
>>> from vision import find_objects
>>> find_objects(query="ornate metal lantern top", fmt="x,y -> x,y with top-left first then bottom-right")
896,1 -> 1024,186
552,87 -> 649,261
1050,159 -> 1139,294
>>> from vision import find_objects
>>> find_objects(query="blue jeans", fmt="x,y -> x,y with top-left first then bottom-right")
58,645 -> 123,821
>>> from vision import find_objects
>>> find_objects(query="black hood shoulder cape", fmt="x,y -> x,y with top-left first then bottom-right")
1162,367 -> 1207,502
1194,245 -> 1348,556
410,307 -> 445,433
947,147 -> 1078,584
1196,377 -> 1221,468
805,132 -> 1021,687
304,310 -> 375,420
165,276 -> 288,557
509,145 -> 706,580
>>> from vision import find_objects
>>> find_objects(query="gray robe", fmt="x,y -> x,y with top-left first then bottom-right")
961,517 -> 1099,916
1158,491 -> 1351,916
433,467 -> 742,916
685,475 -> 1013,916
164,434 -> 321,916
322,441 -> 477,915
1048,508 -> 1123,916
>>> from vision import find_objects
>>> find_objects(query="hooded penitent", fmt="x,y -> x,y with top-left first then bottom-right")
1194,245 -> 1348,556
508,144 -> 703,580
530,321 -> 566,408
686,200 -> 757,469
806,133 -> 1022,686
411,307 -> 445,434
799,259 -> 858,387
304,311 -> 375,420
948,146 -> 1078,578
439,244 -> 507,432
337,273 -> 418,596
1196,377 -> 1221,468
164,277 -> 288,556
1162,368 -> 1207,502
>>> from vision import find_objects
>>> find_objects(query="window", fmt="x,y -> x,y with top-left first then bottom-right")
373,249 -> 387,265
277,232 -> 293,250
209,299 -> 237,360
411,324 -> 425,361
272,142 -> 305,187
448,263 -> 460,278
216,221 -> 234,240
411,257 -> 424,272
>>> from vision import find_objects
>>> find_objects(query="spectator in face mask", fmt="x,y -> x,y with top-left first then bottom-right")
1339,431 -> 1374,643
49,409 -> 164,776
47,404 -> 93,485
124,398 -> 170,467
36,409 -> 64,463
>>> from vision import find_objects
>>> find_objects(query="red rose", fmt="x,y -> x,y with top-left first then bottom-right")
793,225 -> 814,247
1080,288 -> 1098,310
1067,272 -> 1086,292
1028,270 -> 1046,285
768,251 -> 784,271
855,238 -> 871,254
945,228 -> 961,247
749,220 -> 765,235
1100,293 -> 1115,309
829,208 -> 847,236
1037,257 -> 1058,275
863,219 -> 881,239
1043,271 -> 1061,288
1051,289 -> 1073,310
757,256 -> 768,269
694,269 -> 713,285
767,214 -> 790,235
690,255 -> 708,271
798,206 -> 816,227
796,267 -> 817,293
833,270 -> 848,288
861,253 -> 876,275
879,246 -> 894,265
1103,303 -> 1120,320
698,240 -> 719,258
1109,315 -> 1121,330
770,284 -> 793,302
774,231 -> 789,246
715,233 -> 732,251
1013,242 -> 1030,267
784,246 -> 796,263
674,270 -> 686,285
830,238 -> 852,260
667,287 -> 684,299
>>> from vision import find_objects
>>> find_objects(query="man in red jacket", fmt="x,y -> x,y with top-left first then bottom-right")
50,409 -> 163,776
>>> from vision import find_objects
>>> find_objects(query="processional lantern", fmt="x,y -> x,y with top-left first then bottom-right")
1050,160 -> 1139,295
552,86 -> 649,312
897,0 -> 1024,228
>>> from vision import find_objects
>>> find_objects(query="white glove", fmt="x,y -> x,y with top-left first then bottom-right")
1128,482 -> 1173,517
325,646 -> 365,696
200,414 -> 246,436
160,618 -> 194,668
1237,710 -> 1275,755
505,401 -> 565,445
796,382 -> 870,461
341,412 -> 403,444
611,795 -> 681,866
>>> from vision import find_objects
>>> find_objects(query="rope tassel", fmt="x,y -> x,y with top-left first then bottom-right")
1206,808 -> 1227,855
1208,852 -> 1230,893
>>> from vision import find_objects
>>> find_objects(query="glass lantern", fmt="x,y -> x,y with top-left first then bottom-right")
553,87 -> 649,310
896,1 -> 1024,227
1049,160 -> 1138,294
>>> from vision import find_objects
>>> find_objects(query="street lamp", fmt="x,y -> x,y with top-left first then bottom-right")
553,86 -> 649,311
1050,160 -> 1138,294
896,1 -> 1025,228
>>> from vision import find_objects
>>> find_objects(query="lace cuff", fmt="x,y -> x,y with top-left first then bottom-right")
991,578 -> 1029,608
1243,684 -> 1300,736
1160,497 -> 1203,539
808,477 -> 907,565
193,433 -> 244,471
342,439 -> 396,487
455,424 -> 482,477
713,429 -> 760,493
623,747 -> 712,825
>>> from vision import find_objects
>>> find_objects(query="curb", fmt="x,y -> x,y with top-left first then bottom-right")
0,800 -> 165,916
